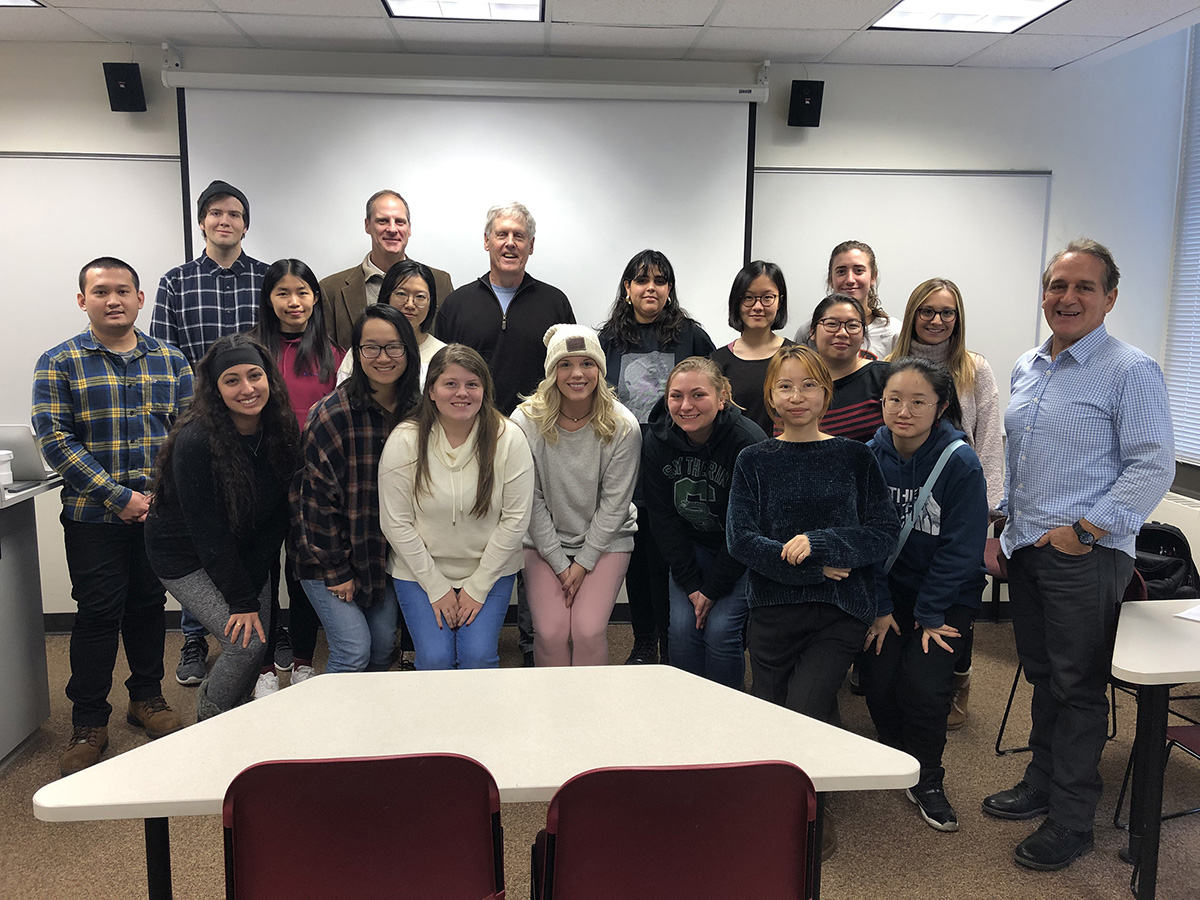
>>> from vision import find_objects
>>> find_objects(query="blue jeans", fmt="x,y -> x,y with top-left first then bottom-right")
302,580 -> 398,673
667,545 -> 749,689
394,575 -> 515,670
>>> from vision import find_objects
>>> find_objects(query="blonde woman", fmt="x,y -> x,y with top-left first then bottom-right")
378,344 -> 534,670
511,325 -> 640,666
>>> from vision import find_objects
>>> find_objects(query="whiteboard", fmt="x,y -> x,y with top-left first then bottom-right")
0,154 -> 184,427
751,168 -> 1051,410
184,90 -> 750,342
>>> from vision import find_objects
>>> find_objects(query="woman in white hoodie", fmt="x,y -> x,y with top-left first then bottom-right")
379,344 -> 534,669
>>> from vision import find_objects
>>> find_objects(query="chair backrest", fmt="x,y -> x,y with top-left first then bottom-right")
223,753 -> 504,900
539,760 -> 816,900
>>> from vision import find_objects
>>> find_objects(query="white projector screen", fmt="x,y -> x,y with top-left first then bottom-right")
184,90 -> 751,345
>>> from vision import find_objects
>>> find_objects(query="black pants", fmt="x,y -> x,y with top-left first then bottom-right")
269,555 -> 319,661
748,602 -> 866,724
1008,543 -> 1133,831
61,516 -> 167,727
861,601 -> 975,784
626,506 -> 669,643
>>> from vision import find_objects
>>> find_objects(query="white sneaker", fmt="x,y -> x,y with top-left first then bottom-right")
290,665 -> 316,685
252,670 -> 279,700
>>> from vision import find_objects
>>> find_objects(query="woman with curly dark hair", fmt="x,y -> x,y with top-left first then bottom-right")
598,249 -> 714,665
145,334 -> 300,719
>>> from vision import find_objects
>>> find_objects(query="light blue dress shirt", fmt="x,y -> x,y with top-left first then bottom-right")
1001,324 -> 1174,558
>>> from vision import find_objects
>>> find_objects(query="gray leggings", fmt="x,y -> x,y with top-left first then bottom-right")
163,570 -> 269,720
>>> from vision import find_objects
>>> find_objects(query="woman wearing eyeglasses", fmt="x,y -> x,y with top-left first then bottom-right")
711,261 -> 795,434
809,294 -> 891,442
889,278 -> 1003,731
863,358 -> 987,833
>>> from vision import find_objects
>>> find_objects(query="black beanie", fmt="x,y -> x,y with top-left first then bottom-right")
197,180 -> 250,227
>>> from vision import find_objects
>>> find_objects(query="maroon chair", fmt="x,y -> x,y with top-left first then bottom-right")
532,761 -> 816,900
223,753 -> 505,900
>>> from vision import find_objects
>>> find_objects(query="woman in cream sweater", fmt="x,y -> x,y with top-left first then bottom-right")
379,344 -> 534,669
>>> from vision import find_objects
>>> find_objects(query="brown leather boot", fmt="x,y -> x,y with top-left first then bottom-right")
947,670 -> 971,731
127,696 -> 184,739
60,725 -> 108,777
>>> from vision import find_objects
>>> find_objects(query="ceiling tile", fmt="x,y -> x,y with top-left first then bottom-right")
227,13 -> 399,52
713,0 -> 895,30
549,22 -> 697,58
214,0 -> 386,16
0,7 -> 106,41
551,0 -> 717,27
63,8 -> 256,46
688,27 -> 852,63
49,0 -> 208,9
395,19 -> 544,55
1020,0 -> 1200,38
821,29 -> 1002,66
959,32 -> 1123,68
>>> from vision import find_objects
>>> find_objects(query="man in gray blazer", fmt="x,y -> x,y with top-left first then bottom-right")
319,189 -> 453,349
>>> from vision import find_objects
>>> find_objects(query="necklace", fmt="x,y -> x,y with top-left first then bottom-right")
244,430 -> 264,456
559,408 -> 592,424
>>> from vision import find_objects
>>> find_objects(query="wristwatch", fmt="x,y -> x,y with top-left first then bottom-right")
1072,521 -> 1096,546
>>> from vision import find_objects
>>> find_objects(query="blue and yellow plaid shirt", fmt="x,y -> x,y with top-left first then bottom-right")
32,328 -> 193,524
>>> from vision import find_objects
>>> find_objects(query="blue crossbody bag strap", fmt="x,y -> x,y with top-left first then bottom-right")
884,439 -> 966,574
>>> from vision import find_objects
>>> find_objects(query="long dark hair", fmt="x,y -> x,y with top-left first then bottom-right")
344,304 -> 421,417
412,344 -> 503,518
250,258 -> 336,382
884,357 -> 963,431
379,260 -> 438,336
153,334 -> 299,535
598,249 -> 695,350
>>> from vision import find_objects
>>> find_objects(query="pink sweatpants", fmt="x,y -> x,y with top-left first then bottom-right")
523,549 -> 631,667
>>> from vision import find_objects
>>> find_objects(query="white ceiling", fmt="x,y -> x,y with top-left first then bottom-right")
2,0 -> 1199,68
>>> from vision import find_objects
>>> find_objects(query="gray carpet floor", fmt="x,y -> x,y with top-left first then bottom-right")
2,620 -> 1198,899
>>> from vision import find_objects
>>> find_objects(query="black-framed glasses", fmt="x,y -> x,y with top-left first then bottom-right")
916,307 -> 957,322
741,293 -> 779,308
359,343 -> 406,359
816,317 -> 864,334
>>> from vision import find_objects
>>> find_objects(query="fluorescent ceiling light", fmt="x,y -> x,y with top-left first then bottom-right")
0,0 -> 45,6
872,0 -> 1069,34
382,0 -> 542,22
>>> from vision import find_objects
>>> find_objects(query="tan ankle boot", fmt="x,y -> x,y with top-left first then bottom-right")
947,670 -> 971,731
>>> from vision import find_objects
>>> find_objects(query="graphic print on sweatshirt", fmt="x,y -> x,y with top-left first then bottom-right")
619,350 -> 674,423
664,456 -> 732,534
891,485 -> 942,536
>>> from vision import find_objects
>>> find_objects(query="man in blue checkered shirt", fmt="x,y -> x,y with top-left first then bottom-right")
34,257 -> 193,777
151,179 -> 268,683
982,239 -> 1174,871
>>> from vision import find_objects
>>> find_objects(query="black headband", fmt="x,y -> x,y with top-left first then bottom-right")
210,345 -> 265,380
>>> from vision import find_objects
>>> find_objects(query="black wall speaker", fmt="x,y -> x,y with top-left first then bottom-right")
787,80 -> 824,128
103,62 -> 147,113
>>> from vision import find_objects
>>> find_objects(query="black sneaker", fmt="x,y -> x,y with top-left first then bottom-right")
625,636 -> 658,665
906,784 -> 960,832
175,636 -> 208,686
273,625 -> 294,673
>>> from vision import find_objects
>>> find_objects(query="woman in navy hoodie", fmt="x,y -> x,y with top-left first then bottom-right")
643,357 -> 767,689
864,357 -> 988,834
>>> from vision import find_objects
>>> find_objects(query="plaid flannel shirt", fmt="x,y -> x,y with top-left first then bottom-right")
32,328 -> 193,524
150,252 -> 267,367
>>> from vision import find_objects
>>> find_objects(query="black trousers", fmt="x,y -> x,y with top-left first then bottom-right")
61,516 -> 167,727
626,506 -> 670,644
1008,543 -> 1133,831
748,601 -> 866,724
861,600 -> 975,784
269,555 -> 320,661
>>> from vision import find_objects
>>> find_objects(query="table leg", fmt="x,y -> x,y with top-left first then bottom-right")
812,793 -> 824,900
1125,685 -> 1169,900
144,817 -> 173,900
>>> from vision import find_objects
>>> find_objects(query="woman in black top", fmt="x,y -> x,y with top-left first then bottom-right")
145,334 -> 299,720
711,261 -> 794,434
598,249 -> 714,665
810,294 -> 890,442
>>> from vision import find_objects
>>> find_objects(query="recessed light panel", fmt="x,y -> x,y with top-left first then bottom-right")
0,0 -> 45,7
383,0 -> 542,22
872,0 -> 1070,34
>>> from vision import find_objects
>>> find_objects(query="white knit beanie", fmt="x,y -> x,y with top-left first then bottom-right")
542,323 -> 607,379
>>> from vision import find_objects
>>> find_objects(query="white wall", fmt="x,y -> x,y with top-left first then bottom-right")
1,35 -> 1187,613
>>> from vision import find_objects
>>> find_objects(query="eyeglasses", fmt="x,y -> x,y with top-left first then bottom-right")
916,307 -> 957,323
741,293 -> 779,308
359,343 -> 406,359
816,317 -> 864,335
882,396 -> 934,415
392,289 -> 430,306
774,380 -> 824,396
